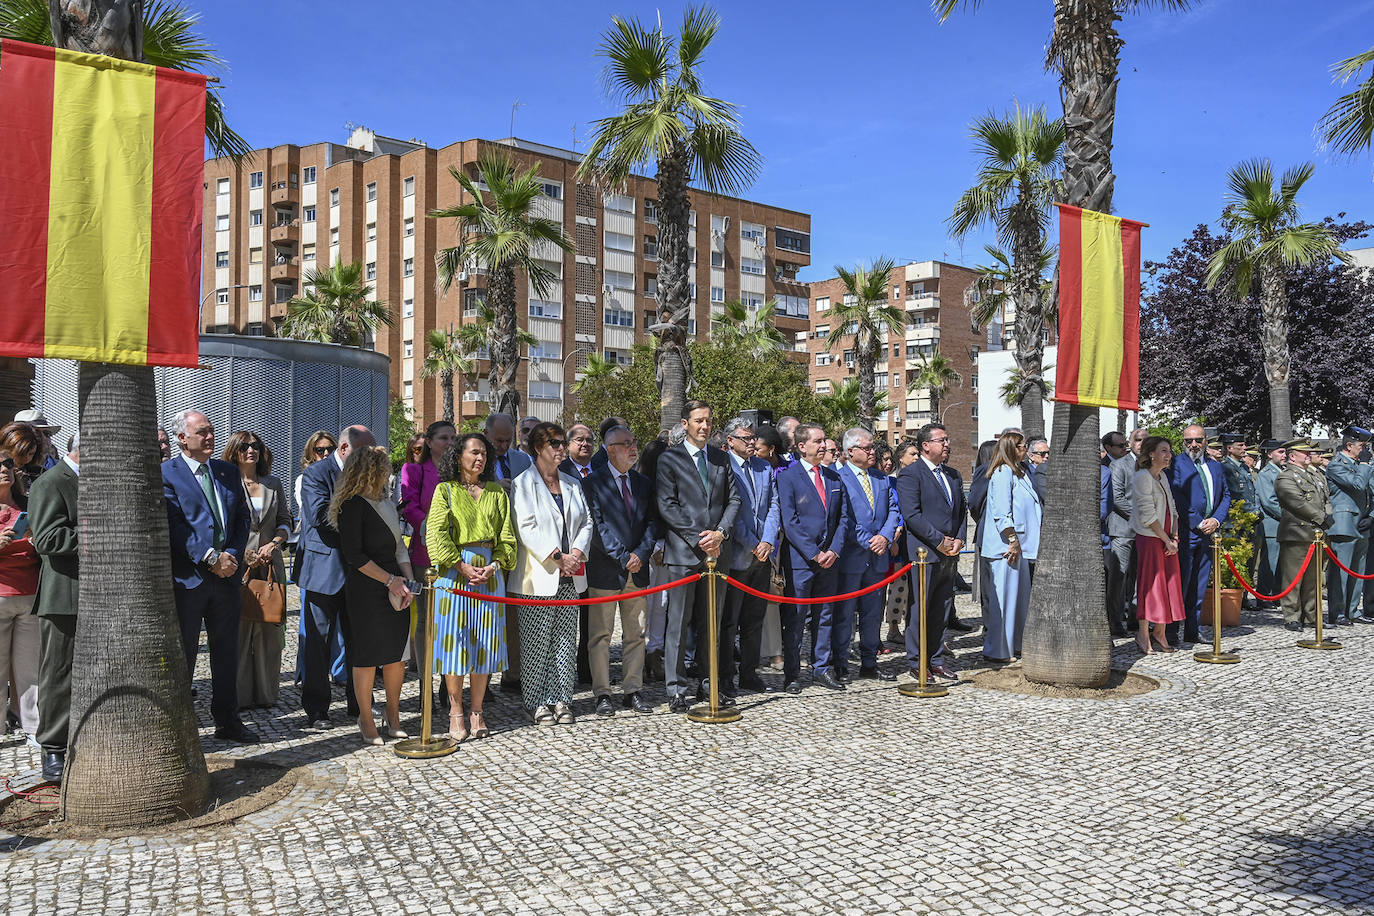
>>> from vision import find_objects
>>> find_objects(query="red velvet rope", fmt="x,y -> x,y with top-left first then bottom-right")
1323,544 -> 1374,580
435,572 -> 702,606
725,562 -> 915,605
1224,544 -> 1314,601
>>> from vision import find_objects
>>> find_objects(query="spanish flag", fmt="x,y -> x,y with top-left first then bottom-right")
1054,203 -> 1143,411
0,40 -> 206,368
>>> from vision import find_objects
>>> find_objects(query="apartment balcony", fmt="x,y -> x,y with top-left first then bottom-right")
906,292 -> 940,308
269,219 -> 300,246
904,325 -> 941,343
270,181 -> 299,209
270,258 -> 299,282
269,301 -> 289,321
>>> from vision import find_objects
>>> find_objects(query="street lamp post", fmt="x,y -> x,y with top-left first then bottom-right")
559,346 -> 590,409
198,284 -> 249,332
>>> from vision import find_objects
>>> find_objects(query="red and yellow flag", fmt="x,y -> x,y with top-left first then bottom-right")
1054,203 -> 1143,411
0,39 -> 206,368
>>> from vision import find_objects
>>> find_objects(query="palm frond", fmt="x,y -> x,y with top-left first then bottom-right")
931,0 -> 984,21
598,13 -> 671,102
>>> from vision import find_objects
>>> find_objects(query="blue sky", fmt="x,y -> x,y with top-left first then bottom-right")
199,0 -> 1374,280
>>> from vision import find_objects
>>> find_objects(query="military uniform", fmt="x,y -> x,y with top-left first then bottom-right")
1325,448 -> 1372,623
1275,449 -> 1332,627
1255,454 -> 1285,597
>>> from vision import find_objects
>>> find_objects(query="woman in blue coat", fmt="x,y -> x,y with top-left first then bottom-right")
979,433 -> 1043,662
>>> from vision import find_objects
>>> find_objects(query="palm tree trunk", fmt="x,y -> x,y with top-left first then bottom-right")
1012,202 -> 1047,439
654,142 -> 693,433
489,264 -> 521,418
857,327 -> 876,432
1258,262 -> 1292,439
53,0 -> 209,828
64,364 -> 210,826
441,369 -> 455,423
1022,0 -> 1123,688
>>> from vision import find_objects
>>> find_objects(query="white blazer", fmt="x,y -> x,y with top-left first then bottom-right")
510,467 -> 593,596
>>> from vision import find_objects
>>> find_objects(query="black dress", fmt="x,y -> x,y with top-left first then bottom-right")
337,495 -> 409,667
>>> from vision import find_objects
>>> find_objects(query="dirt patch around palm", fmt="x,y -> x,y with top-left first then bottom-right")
967,663 -> 1158,700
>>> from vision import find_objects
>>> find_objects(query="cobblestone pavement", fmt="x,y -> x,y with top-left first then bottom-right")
2,573 -> 1373,915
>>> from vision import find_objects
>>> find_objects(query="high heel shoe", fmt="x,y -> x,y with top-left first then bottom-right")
1151,636 -> 1175,654
358,718 -> 384,746
1135,634 -> 1153,654
449,710 -> 469,742
470,711 -> 489,739
386,723 -> 409,740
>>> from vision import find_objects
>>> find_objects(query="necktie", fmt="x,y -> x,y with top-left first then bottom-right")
197,464 -> 225,548
813,465 -> 827,508
499,454 -> 510,479
1198,459 -> 1214,515
580,465 -> 589,478
696,449 -> 710,492
740,459 -> 757,503
619,473 -> 634,514
856,467 -> 874,510
933,464 -> 952,505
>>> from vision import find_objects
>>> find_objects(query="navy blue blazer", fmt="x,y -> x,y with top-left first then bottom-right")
837,464 -> 902,575
893,460 -> 968,556
1169,453 -> 1231,538
729,454 -> 781,571
583,465 -> 659,590
162,456 -> 250,590
777,460 -> 851,570
295,455 -> 346,594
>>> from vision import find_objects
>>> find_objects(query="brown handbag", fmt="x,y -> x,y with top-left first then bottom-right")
241,562 -> 285,624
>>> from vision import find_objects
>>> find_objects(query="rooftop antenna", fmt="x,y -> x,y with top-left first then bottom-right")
510,100 -> 526,138
571,122 -> 579,152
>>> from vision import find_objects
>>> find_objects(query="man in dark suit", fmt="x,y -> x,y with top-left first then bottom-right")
1168,423 -> 1231,646
296,424 -> 374,727
722,416 -> 780,694
837,427 -> 901,681
583,425 -> 658,715
893,422 -> 967,682
590,415 -> 627,474
29,433 -> 79,780
777,422 -> 852,693
655,401 -> 741,713
162,410 -> 255,743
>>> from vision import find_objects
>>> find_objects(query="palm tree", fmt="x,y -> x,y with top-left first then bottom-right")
446,301 -> 537,411
964,245 -> 1057,339
819,376 -> 890,433
1205,159 -> 1349,439
1001,364 -> 1054,406
432,149 -> 571,419
907,352 -> 964,422
715,298 -> 787,357
1,0 -> 250,828
575,352 -> 618,393
577,5 -> 761,432
826,258 -> 906,432
421,327 -> 474,423
948,102 -> 1063,439
936,0 -> 1193,688
278,261 -> 392,346
1318,47 -> 1374,159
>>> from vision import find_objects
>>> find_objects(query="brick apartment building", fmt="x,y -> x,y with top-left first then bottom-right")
202,127 -> 812,424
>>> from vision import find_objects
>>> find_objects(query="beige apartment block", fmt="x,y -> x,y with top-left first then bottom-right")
202,128 -> 811,425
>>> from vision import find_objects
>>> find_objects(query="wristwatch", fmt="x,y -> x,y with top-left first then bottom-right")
206,548 -> 221,567
552,549 -> 563,561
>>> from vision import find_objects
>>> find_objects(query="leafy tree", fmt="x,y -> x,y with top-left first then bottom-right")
947,102 -> 1063,437
715,299 -> 787,358
936,0 -> 1194,688
1000,364 -> 1053,407
431,149 -> 571,418
1318,46 -> 1374,159
576,352 -> 618,393
907,351 -> 964,421
577,5 -> 761,432
388,396 -> 420,469
825,258 -> 906,432
278,261 -> 392,346
1205,159 -> 1351,439
964,244 -> 1057,342
1143,220 -> 1374,436
420,327 -> 474,423
817,376 -> 890,436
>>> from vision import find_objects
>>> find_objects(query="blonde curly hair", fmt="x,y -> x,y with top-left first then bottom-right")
328,446 -> 391,529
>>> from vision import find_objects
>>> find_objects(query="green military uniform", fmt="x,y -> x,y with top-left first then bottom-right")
1325,447 -> 1372,623
1275,443 -> 1332,627
1255,450 -> 1285,596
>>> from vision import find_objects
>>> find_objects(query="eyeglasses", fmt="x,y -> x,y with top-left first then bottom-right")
607,439 -> 636,449
240,442 -> 263,453
1183,437 -> 1205,444
0,457 -> 13,470
728,434 -> 756,442
1032,450 -> 1050,457
547,439 -> 568,450
850,443 -> 875,452
314,445 -> 336,456
928,437 -> 950,445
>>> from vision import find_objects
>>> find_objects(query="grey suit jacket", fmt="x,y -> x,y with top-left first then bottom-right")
29,460 -> 79,617
245,473 -> 293,584
1106,453 -> 1137,539
655,442 -> 741,569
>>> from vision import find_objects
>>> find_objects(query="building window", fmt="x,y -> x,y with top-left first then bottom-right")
816,353 -> 831,367
893,286 -> 901,299
366,182 -> 377,202
814,296 -> 829,312
214,214 -> 229,231
303,206 -> 316,222
529,380 -> 560,400
741,257 -> 765,275
403,176 -> 415,197
366,262 -> 376,280
302,166 -> 316,184
216,177 -> 230,194
366,222 -> 377,241
404,217 -> 415,237
813,325 -> 830,340
403,339 -> 414,359
215,289 -> 229,305
249,247 -> 263,264
604,269 -> 634,291
644,236 -> 658,260
741,222 -> 765,244
604,193 -> 634,213
463,289 -> 483,317
249,171 -> 263,189
330,227 -> 340,246
249,285 -> 262,301
274,284 -> 292,304
970,374 -> 979,390
644,276 -> 658,299
403,298 -> 414,318
330,187 -> 340,206
302,243 -> 316,262
645,199 -> 659,223
249,209 -> 263,227
815,381 -> 831,394
775,227 -> 810,254
403,380 -> 413,400
215,251 -> 229,268
529,340 -> 562,360
403,258 -> 414,277
710,250 -> 725,269
540,181 -> 562,200
604,307 -> 634,328
604,231 -> 634,252
529,299 -> 562,319
710,286 -> 725,303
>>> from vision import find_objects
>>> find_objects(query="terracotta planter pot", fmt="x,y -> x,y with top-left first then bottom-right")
1202,587 -> 1243,627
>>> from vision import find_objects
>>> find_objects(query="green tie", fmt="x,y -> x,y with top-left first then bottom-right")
696,448 -> 710,493
197,464 -> 225,548
1198,459 -> 1214,517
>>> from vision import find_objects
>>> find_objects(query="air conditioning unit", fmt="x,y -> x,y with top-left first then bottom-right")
458,271 -> 469,283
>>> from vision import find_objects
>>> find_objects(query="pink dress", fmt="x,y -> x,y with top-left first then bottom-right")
1135,482 -> 1185,625
399,460 -> 439,568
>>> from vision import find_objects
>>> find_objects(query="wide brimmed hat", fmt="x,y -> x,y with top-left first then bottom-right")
12,409 -> 60,432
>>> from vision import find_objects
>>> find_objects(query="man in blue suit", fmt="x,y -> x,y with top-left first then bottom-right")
1168,423 -> 1231,646
721,416 -> 781,694
296,424 -> 374,726
893,422 -> 967,682
777,422 -> 851,693
837,427 -> 902,681
583,425 -> 659,716
162,410 -> 256,743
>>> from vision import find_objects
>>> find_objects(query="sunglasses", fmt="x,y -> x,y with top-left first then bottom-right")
1183,437 -> 1205,444
314,445 -> 336,456
240,442 -> 263,453
0,457 -> 13,470
1032,450 -> 1050,457
547,439 -> 568,450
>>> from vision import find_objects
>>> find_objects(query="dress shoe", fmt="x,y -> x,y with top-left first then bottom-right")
857,665 -> 897,682
1326,617 -> 1346,627
1284,621 -> 1302,631
668,696 -> 691,714
834,667 -> 851,684
928,664 -> 958,683
947,618 -> 974,632
814,669 -> 847,691
1352,613 -> 1374,624
783,681 -> 802,695
738,675 -> 772,693
41,751 -> 64,782
554,702 -> 576,725
214,722 -> 261,744
304,715 -> 333,730
625,692 -> 655,714
595,695 -> 616,718
884,627 -> 903,644
982,655 -> 1011,665
696,681 -> 737,706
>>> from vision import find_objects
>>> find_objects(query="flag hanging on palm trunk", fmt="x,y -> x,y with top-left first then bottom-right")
1053,203 -> 1144,411
0,39 -> 206,368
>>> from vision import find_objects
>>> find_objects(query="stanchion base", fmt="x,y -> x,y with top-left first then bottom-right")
898,682 -> 949,699
393,736 -> 460,759
1193,650 -> 1241,664
1296,638 -> 1343,651
686,704 -> 742,724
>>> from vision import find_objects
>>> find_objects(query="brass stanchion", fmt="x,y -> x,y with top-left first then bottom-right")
1195,532 -> 1240,664
395,568 -> 460,757
899,547 -> 947,699
1297,531 -> 1342,651
688,556 -> 742,724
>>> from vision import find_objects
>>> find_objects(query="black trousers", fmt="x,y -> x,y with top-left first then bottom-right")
301,587 -> 358,719
175,580 -> 242,729
37,614 -> 77,755
905,554 -> 955,667
723,559 -> 770,682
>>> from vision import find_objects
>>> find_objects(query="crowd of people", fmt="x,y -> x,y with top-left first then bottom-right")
0,400 -> 1363,776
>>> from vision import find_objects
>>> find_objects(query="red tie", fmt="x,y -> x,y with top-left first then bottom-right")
619,473 -> 634,514
813,466 -> 827,508
580,466 -> 589,478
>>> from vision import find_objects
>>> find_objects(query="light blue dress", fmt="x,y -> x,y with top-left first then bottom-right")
980,465 -> 1043,659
